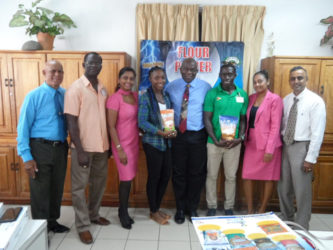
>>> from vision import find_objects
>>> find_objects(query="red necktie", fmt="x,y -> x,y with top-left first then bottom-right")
179,84 -> 190,133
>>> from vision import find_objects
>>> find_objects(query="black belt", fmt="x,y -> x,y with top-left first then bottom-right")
30,138 -> 65,147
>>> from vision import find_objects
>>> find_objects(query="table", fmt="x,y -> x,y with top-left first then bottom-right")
15,220 -> 48,250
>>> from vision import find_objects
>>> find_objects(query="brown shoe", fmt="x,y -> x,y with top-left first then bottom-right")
91,217 -> 111,226
79,231 -> 93,244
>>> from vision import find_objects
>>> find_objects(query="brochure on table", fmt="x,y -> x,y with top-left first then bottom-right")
192,212 -> 315,250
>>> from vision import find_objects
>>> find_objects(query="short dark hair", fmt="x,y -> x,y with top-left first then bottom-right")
290,66 -> 308,80
220,63 -> 236,74
148,66 -> 165,78
253,70 -> 269,81
83,52 -> 102,63
118,66 -> 136,78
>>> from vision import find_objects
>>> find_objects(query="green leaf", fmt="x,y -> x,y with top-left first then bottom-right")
32,0 -> 43,8
9,15 -> 29,27
37,7 -> 54,15
52,14 -> 76,28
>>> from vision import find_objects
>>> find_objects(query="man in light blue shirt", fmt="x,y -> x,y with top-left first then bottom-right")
165,58 -> 211,224
17,60 -> 69,233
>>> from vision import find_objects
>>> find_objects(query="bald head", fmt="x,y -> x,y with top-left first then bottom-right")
43,60 -> 64,89
180,58 -> 198,83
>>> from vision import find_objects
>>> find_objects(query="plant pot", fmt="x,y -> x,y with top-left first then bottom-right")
37,32 -> 55,50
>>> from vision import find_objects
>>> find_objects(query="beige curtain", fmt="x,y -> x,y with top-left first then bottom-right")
136,4 -> 199,78
202,5 -> 266,93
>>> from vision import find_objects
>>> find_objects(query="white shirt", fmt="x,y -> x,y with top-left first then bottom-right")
158,102 -> 167,111
281,88 -> 326,163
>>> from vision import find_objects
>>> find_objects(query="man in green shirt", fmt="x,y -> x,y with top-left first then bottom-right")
204,63 -> 248,216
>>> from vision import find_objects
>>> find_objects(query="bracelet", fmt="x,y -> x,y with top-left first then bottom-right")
116,144 -> 121,149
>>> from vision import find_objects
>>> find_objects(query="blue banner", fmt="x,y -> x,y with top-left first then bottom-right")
139,40 -> 244,90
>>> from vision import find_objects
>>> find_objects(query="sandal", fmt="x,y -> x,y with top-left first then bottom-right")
158,210 -> 171,220
150,212 -> 169,225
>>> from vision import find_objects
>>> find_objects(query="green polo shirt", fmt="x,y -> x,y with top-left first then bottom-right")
204,84 -> 249,144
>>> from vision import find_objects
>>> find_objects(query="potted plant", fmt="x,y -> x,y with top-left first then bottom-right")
320,16 -> 333,48
9,0 -> 77,50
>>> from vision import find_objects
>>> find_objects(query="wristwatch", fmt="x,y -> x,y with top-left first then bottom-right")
240,134 -> 245,141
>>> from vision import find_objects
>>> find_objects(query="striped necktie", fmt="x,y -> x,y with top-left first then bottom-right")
178,84 -> 190,133
283,97 -> 298,145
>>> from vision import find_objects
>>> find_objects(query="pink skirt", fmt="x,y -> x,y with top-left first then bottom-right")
242,128 -> 281,180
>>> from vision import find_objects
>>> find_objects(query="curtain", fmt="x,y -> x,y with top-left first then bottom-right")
202,5 -> 266,93
136,4 -> 199,78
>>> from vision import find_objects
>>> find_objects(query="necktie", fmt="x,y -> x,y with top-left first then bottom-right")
283,97 -> 298,145
54,90 -> 66,140
178,84 -> 190,133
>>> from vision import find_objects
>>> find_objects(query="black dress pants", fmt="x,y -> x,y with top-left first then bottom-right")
171,129 -> 207,212
29,139 -> 68,221
143,143 -> 172,213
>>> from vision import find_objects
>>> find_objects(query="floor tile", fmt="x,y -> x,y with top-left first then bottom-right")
91,239 -> 126,250
97,224 -> 130,240
128,224 -> 159,240
191,241 -> 202,250
309,214 -> 331,231
125,240 -> 158,250
57,237 -> 93,250
159,240 -> 191,250
48,232 -> 66,250
315,213 -> 333,230
189,224 -> 199,242
159,223 -> 190,241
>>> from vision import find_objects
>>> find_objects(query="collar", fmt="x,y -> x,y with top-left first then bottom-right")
217,83 -> 239,96
292,87 -> 308,100
183,78 -> 198,88
81,75 -> 100,88
118,88 -> 132,96
42,82 -> 58,96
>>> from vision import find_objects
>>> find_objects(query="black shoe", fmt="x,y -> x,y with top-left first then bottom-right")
48,222 -> 70,233
225,209 -> 234,215
207,209 -> 216,216
128,216 -> 135,225
118,208 -> 132,230
189,210 -> 198,223
174,210 -> 185,224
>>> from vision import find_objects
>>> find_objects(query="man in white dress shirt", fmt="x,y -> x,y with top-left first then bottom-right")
278,66 -> 326,229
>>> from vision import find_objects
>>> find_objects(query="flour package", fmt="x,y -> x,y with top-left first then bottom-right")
160,109 -> 175,131
219,115 -> 239,140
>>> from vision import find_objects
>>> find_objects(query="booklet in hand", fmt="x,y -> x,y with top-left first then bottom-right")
219,115 -> 239,140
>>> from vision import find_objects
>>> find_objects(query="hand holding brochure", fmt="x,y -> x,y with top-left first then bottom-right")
219,115 -> 238,140
160,109 -> 175,131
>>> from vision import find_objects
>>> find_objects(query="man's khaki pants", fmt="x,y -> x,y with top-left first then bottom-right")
206,143 -> 241,210
71,148 -> 108,232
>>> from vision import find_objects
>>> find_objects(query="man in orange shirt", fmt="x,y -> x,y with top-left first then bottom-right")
64,52 -> 110,244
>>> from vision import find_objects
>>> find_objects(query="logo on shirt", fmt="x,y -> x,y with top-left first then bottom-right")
216,97 -> 222,101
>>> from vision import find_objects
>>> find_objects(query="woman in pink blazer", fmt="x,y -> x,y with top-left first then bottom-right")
242,70 -> 283,214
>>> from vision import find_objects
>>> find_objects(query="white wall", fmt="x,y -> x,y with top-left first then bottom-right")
0,0 -> 332,66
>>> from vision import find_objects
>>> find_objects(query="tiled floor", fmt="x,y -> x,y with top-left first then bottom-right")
45,206 -> 333,250
7,204 -> 333,250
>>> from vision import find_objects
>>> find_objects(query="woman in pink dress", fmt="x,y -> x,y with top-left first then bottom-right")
106,67 -> 139,229
242,70 -> 283,214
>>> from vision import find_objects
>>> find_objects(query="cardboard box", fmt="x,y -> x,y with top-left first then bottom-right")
0,206 -> 29,250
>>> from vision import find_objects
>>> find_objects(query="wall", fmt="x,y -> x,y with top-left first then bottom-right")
0,0 -> 332,66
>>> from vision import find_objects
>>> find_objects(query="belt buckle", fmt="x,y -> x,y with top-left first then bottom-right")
52,141 -> 60,147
